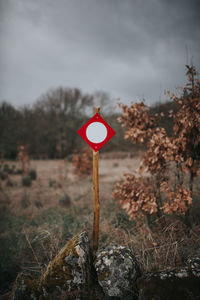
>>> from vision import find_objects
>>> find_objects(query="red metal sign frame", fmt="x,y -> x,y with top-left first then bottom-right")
77,113 -> 116,152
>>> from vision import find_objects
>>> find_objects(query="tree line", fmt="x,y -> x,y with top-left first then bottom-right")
0,83 -> 182,160
0,87 -> 136,159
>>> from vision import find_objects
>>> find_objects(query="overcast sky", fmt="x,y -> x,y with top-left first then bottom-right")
0,0 -> 200,108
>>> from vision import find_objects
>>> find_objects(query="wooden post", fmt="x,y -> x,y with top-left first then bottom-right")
93,106 -> 100,252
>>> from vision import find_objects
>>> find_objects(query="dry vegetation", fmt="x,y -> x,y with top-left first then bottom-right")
72,147 -> 93,176
0,152 -> 200,294
0,65 -> 200,296
114,65 -> 200,222
0,153 -> 143,293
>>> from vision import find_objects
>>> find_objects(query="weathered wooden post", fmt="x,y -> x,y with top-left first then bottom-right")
93,106 -> 100,252
77,106 -> 116,253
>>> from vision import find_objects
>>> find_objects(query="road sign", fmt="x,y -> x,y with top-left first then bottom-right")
77,113 -> 116,152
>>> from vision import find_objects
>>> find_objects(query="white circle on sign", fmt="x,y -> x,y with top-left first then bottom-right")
86,122 -> 107,143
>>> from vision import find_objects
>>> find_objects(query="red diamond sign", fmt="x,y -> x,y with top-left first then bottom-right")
77,113 -> 116,152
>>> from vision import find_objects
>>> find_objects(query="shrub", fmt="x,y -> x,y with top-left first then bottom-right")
34,200 -> 43,208
67,154 -> 73,162
113,162 -> 119,167
63,214 -> 74,226
112,211 -> 135,231
0,171 -> 7,180
72,147 -> 92,176
6,179 -> 14,187
20,192 -> 30,208
114,65 -> 200,225
15,168 -> 23,175
28,169 -> 37,180
3,164 -> 9,173
22,176 -> 32,187
59,193 -> 71,207
18,145 -> 30,174
1,164 -> 15,174
8,167 -> 14,174
49,179 -> 54,187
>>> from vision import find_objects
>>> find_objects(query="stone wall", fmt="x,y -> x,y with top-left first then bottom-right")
10,232 -> 200,300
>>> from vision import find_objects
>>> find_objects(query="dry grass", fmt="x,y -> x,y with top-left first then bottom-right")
0,153 -> 200,294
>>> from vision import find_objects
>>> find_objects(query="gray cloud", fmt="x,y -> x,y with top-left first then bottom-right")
0,0 -> 199,107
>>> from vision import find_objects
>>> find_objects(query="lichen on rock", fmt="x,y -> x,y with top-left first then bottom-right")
11,231 -> 93,300
10,273 -> 39,300
94,244 -> 140,299
186,256 -> 200,277
10,232 -> 200,300
39,231 -> 91,298
137,259 -> 200,300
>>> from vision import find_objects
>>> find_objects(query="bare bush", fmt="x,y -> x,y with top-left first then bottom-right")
72,147 -> 93,176
113,65 -> 200,224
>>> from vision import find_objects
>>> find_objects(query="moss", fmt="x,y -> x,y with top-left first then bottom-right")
12,232 -> 93,299
40,233 -> 80,292
11,273 -> 40,300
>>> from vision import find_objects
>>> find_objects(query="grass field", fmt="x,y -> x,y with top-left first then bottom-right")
0,152 -> 200,294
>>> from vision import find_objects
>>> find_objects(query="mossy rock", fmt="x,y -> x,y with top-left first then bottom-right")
94,244 -> 140,299
10,273 -> 40,300
137,267 -> 200,300
39,231 -> 92,298
11,232 -> 107,299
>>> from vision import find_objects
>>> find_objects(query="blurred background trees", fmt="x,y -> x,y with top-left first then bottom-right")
0,87 -> 94,159
1,66 -> 199,162
0,87 -> 135,159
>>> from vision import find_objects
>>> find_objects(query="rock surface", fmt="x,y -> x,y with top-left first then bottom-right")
11,231 -> 93,300
94,244 -> 140,299
186,256 -> 200,277
11,273 -> 39,300
137,258 -> 200,300
40,231 -> 91,298
10,231 -> 200,300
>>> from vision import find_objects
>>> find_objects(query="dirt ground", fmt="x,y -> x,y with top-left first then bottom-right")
0,154 -> 142,218
31,155 -> 141,182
